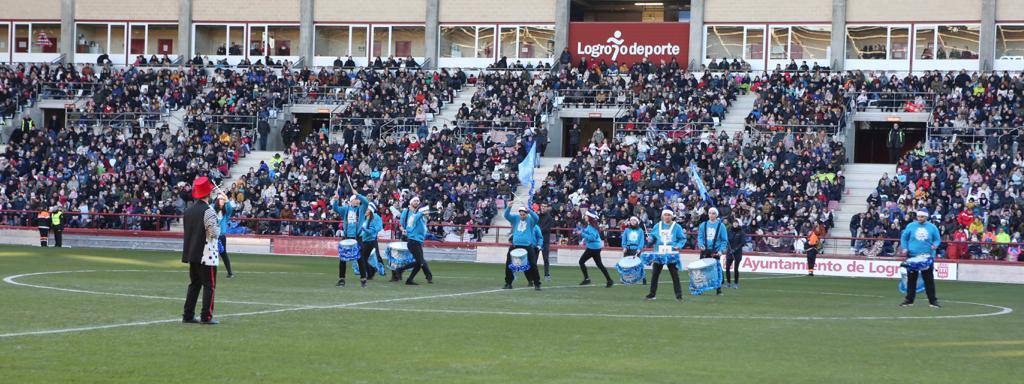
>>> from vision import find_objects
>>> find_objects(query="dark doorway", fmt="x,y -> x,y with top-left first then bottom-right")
854,121 -> 925,164
43,108 -> 66,131
562,117 -> 612,157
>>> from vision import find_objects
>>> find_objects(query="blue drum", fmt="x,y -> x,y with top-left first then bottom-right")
386,242 -> 414,270
615,255 -> 645,285
904,254 -> 934,271
337,239 -> 360,261
898,266 -> 926,294
508,248 -> 530,272
353,248 -> 388,276
687,258 -> 723,295
640,252 -> 680,268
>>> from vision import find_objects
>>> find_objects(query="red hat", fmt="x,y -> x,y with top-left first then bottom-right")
192,176 -> 215,199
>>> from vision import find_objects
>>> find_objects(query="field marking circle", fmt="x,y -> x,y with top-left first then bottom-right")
0,269 -> 1014,338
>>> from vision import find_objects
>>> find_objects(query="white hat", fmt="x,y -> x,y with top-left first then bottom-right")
517,206 -> 528,212
661,209 -> 674,217
410,196 -> 421,203
708,207 -> 719,216
916,208 -> 929,217
585,211 -> 600,219
418,206 -> 430,214
367,202 -> 377,213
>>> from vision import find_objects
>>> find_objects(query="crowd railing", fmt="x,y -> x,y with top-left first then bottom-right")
2,210 -> 1021,263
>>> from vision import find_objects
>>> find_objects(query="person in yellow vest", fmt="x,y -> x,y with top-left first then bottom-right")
50,207 -> 64,248
36,209 -> 51,247
806,226 -> 822,276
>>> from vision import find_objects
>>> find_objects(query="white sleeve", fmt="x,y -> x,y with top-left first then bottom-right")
204,207 -> 221,241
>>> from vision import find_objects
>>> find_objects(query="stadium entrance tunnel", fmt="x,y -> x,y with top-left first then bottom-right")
564,117 -> 612,157
854,121 -> 925,164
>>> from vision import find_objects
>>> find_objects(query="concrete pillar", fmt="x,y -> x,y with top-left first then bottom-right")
61,0 -> 75,63
553,0 -> 570,66
178,0 -> 192,58
425,0 -> 439,68
687,0 -> 704,70
830,0 -> 847,71
299,0 -> 314,67
979,0 -> 996,72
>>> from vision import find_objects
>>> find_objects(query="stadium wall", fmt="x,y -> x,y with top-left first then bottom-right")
0,0 -> 61,19
2,228 -> 1021,285
314,0 -> 427,22
192,0 -> 300,22
438,0 -> 556,23
74,0 -> 179,21
846,0 -> 982,22
704,0 -> 832,23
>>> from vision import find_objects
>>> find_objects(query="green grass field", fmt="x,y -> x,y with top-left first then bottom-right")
1,244 -> 1022,383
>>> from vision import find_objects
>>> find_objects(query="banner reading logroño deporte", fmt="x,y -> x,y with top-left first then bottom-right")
735,255 -> 959,280
568,22 -> 690,66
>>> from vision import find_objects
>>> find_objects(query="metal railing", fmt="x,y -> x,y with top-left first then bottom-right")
288,85 -> 352,104
65,110 -> 170,129
554,88 -> 632,109
39,82 -> 103,100
847,91 -> 938,113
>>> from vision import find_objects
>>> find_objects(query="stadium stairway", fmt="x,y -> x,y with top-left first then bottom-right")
432,85 -> 478,128
168,150 -> 279,232
490,156 -> 571,227
719,92 -> 756,135
830,162 -> 896,246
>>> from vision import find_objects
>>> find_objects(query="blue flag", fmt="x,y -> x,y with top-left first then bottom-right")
689,163 -> 709,201
518,142 -> 537,187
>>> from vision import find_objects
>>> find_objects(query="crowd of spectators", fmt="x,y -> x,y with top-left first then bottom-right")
852,139 -> 1024,261
533,128 -> 847,251
745,70 -> 847,133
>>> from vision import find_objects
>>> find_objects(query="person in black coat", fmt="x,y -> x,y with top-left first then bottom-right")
182,177 -> 222,325
725,219 -> 745,289
538,202 -> 555,280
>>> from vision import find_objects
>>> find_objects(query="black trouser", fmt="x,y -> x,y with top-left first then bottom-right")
905,266 -> 938,304
504,245 -> 540,285
849,229 -> 858,247
358,239 -> 379,280
648,262 -> 682,298
726,251 -> 742,283
53,226 -> 63,247
218,235 -> 232,275
578,248 -> 611,282
396,240 -> 432,282
183,262 -> 217,322
38,227 -> 48,247
807,248 -> 818,272
541,233 -> 551,276
700,250 -> 723,294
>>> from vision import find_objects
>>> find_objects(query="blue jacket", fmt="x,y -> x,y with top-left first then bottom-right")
697,220 -> 729,253
359,212 -> 383,242
333,194 -> 369,238
218,200 -> 236,235
532,225 -> 543,248
621,227 -> 646,251
504,206 -> 540,247
400,208 -> 427,242
650,221 -> 686,250
581,225 -> 603,250
900,221 -> 941,258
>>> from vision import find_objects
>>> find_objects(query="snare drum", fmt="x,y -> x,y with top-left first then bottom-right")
615,256 -> 645,285
386,242 -> 414,269
639,252 -> 680,268
508,248 -> 530,272
337,239 -> 360,261
687,258 -> 723,295
898,266 -> 926,294
904,254 -> 934,271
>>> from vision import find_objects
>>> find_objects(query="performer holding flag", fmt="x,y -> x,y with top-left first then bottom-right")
899,209 -> 942,308
394,197 -> 433,285
646,209 -> 685,301
502,205 -> 541,290
697,207 -> 728,296
331,192 -> 369,287
621,217 -> 647,285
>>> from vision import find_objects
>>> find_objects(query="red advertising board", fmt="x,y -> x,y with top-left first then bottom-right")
568,22 -> 690,66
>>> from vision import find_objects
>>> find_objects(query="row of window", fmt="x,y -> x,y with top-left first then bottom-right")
704,24 -> 1024,62
0,22 -> 556,61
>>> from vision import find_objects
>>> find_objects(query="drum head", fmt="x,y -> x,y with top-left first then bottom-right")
339,239 -> 358,247
388,242 -> 408,251
510,249 -> 528,257
908,255 -> 930,263
618,256 -> 642,268
687,258 -> 716,270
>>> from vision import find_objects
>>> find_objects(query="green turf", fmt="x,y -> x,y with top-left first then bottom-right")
1,245 -> 1022,383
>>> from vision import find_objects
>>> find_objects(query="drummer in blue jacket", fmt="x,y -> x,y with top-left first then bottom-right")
578,211 -> 614,287
503,205 -> 542,290
331,193 -> 369,287
394,198 -> 433,285
646,209 -> 686,301
620,216 -> 647,285
357,202 -> 383,287
899,208 -> 942,308
697,207 -> 729,295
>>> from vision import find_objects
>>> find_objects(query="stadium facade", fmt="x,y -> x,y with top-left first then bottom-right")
1,0 -> 1021,71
